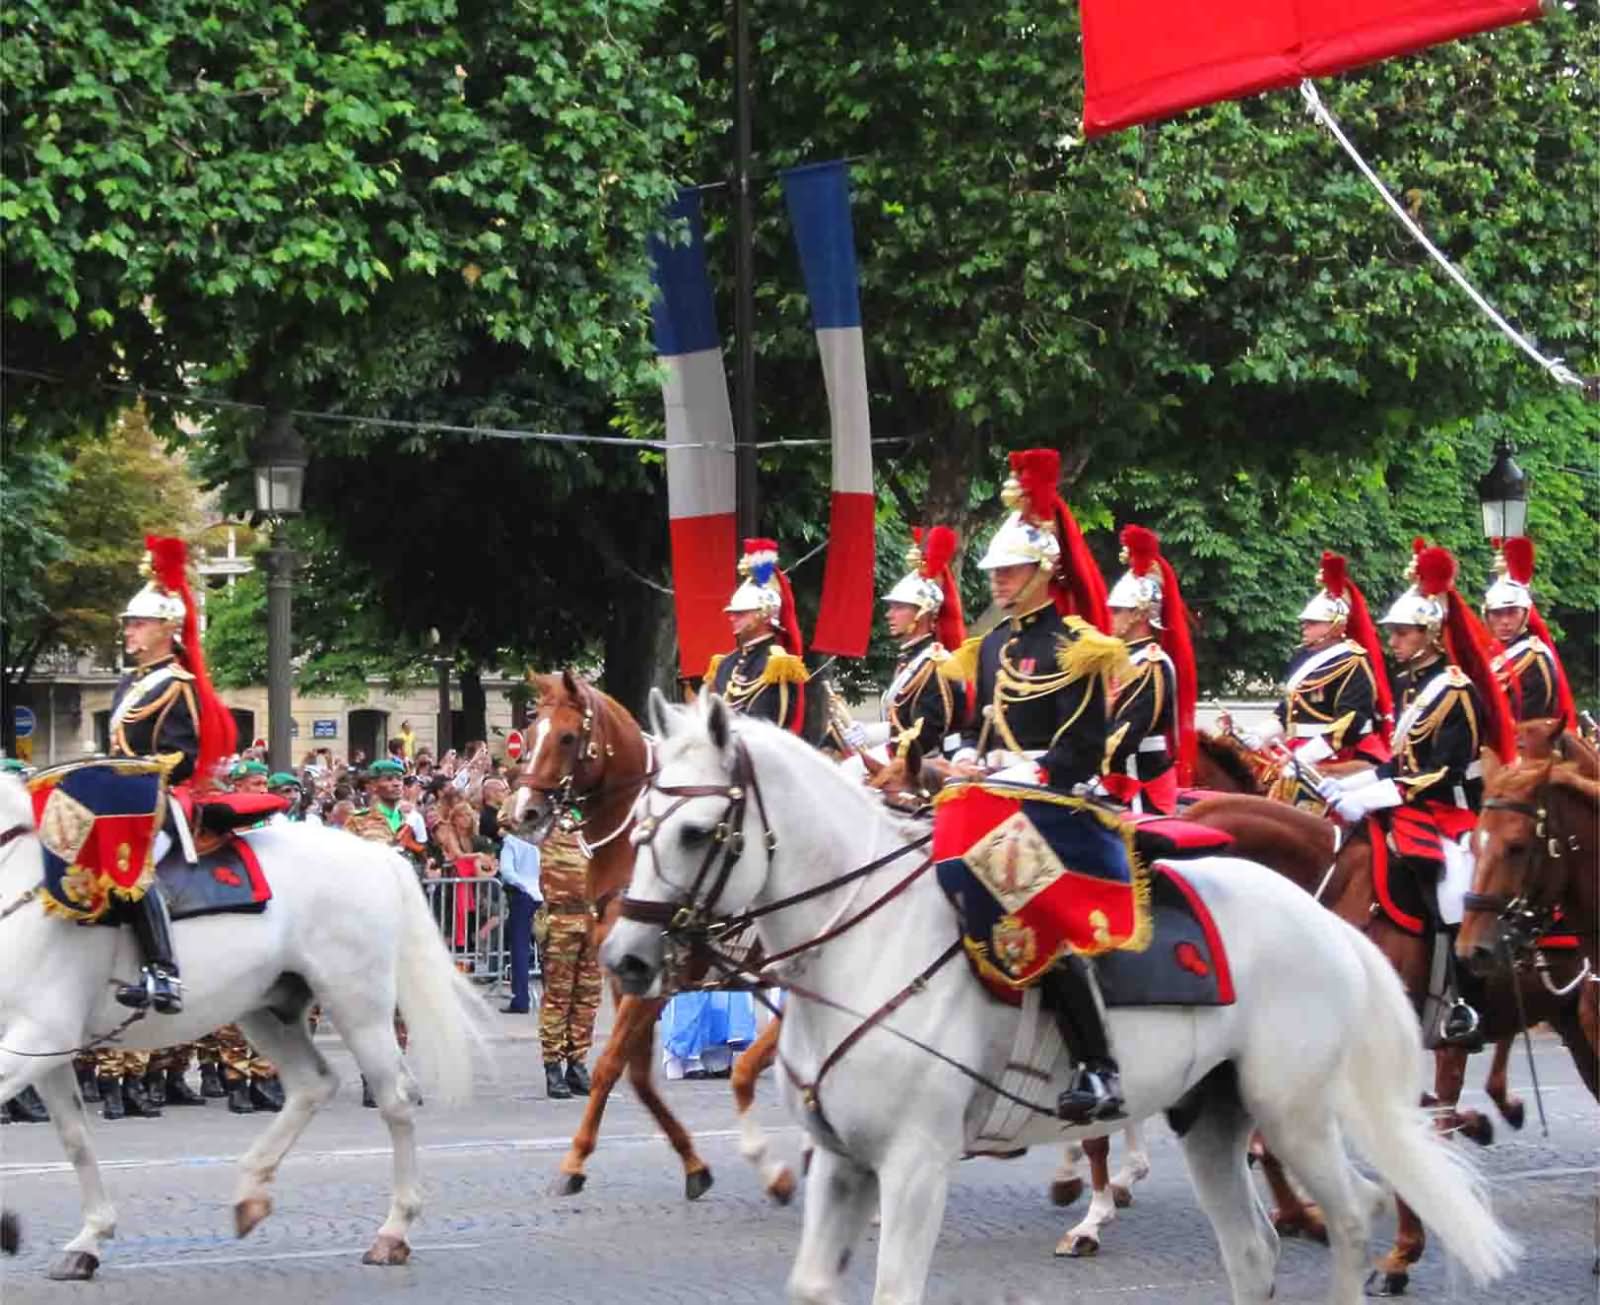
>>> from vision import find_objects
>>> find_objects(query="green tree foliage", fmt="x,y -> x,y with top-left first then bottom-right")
3,0 -> 698,434
1,408 -> 202,704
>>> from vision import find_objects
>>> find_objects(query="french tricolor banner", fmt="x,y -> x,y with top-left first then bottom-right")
649,190 -> 738,678
782,161 -> 876,658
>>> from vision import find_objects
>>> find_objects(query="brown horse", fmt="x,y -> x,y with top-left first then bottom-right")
516,671 -> 788,1202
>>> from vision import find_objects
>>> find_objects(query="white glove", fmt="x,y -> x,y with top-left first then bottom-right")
1335,767 -> 1382,793
1297,734 -> 1335,765
1249,718 -> 1285,750
1315,777 -> 1344,804
1333,778 -> 1401,823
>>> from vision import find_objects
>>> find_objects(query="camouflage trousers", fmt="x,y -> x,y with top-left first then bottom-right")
539,918 -> 602,1065
197,1026 -> 275,1082
76,1044 -> 197,1080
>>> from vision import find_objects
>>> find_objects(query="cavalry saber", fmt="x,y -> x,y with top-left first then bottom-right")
1503,932 -> 1550,1137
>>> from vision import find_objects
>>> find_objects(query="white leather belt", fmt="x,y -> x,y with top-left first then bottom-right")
1292,724 -> 1329,739
1137,736 -> 1169,753
1464,760 -> 1483,780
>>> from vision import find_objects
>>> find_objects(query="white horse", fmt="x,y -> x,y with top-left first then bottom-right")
603,695 -> 1518,1305
0,773 -> 491,1280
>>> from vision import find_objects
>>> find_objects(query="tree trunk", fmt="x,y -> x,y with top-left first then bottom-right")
922,422 -> 984,564
459,665 -> 487,747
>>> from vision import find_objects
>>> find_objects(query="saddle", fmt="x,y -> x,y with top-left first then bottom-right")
152,834 -> 271,922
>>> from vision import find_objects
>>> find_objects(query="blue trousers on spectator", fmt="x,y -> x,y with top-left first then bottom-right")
505,884 -> 537,1012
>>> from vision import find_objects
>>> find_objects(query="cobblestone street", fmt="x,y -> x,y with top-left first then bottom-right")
2,1009 -> 1594,1305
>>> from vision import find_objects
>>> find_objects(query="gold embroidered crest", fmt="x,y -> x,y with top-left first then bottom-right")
38,789 -> 95,863
991,914 -> 1038,977
963,811 -> 1066,913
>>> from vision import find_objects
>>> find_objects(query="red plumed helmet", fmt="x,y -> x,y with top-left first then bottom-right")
1008,449 -> 1062,524
1121,524 -> 1160,577
1415,546 -> 1458,598
1112,523 -> 1197,784
1317,551 -> 1392,739
1319,551 -> 1349,599
917,525 -> 958,579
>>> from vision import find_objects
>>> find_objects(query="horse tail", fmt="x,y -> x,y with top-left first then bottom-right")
1334,931 -> 1519,1285
390,853 -> 493,1109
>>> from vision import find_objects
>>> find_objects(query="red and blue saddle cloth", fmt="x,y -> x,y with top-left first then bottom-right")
933,779 -> 1234,1007
27,760 -> 273,924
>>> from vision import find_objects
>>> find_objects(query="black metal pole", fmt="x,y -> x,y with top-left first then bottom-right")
436,657 -> 453,757
264,533 -> 295,771
732,0 -> 759,541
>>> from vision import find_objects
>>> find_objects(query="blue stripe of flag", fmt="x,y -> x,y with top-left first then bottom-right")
781,161 -> 862,331
649,189 -> 722,357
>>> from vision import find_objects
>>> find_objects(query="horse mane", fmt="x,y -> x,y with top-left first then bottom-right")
1196,731 -> 1261,793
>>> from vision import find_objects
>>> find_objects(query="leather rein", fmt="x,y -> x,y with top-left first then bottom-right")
617,743 -> 1061,1137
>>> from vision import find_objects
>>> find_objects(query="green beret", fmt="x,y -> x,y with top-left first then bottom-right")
368,759 -> 405,776
268,771 -> 301,788
230,759 -> 270,779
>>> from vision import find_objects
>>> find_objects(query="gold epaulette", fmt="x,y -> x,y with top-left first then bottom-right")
938,636 -> 982,684
1396,766 -> 1450,792
1445,665 -> 1471,688
704,653 -> 726,683
1058,616 -> 1132,683
759,649 -> 810,687
170,665 -> 195,682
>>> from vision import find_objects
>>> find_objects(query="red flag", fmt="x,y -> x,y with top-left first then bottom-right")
1082,0 -> 1542,137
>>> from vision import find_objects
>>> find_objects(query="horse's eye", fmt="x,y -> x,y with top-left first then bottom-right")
681,824 -> 712,849
559,731 -> 577,747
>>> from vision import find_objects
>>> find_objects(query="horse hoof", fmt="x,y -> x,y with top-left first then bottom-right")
685,1168 -> 714,1201
767,1168 -> 797,1206
0,1211 -> 19,1255
47,1251 -> 99,1281
1364,1269 -> 1408,1297
552,1172 -> 587,1197
1055,1234 -> 1098,1259
1500,1099 -> 1525,1131
234,1196 -> 273,1239
1111,1184 -> 1133,1209
1458,1113 -> 1494,1147
362,1234 -> 411,1266
1049,1177 -> 1085,1208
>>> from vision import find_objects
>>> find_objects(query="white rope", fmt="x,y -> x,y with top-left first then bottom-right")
1298,79 -> 1585,391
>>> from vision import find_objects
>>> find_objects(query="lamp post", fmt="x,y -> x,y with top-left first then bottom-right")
1476,437 -> 1529,542
251,412 -> 308,771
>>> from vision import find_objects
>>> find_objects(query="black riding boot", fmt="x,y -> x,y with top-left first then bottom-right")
1042,959 -> 1126,1125
1439,947 -> 1486,1049
114,893 -> 183,1014
4,1087 -> 49,1124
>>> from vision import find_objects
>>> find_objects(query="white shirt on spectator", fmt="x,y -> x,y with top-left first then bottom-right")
498,832 -> 542,900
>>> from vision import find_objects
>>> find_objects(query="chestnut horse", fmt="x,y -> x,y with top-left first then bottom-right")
514,672 -> 788,1202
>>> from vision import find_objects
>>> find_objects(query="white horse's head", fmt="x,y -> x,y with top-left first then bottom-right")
600,689 -> 793,996
0,774 -> 32,838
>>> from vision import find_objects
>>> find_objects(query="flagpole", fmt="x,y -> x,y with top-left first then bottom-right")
732,0 -> 759,540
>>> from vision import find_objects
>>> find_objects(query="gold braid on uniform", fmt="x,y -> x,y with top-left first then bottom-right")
1396,668 -> 1479,777
112,677 -> 197,759
704,653 -> 726,683
888,658 -> 954,738
1056,617 -> 1132,683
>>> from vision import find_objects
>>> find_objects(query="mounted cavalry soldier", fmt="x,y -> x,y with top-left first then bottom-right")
841,525 -> 970,761
1100,525 -> 1196,816
107,536 -> 240,1015
1223,552 -> 1392,777
705,538 -> 809,734
1483,537 -> 1577,727
941,449 -> 1135,1124
1321,542 -> 1516,1045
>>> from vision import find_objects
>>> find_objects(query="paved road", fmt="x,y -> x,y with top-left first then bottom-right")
1,1009 -> 1594,1304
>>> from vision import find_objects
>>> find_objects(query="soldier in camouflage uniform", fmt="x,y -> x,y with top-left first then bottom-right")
203,1024 -> 283,1114
93,1048 -> 160,1120
537,828 -> 600,1100
143,1043 -> 207,1109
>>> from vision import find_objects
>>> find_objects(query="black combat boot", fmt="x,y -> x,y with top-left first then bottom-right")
225,1074 -> 255,1115
250,1076 -> 285,1112
4,1087 -> 48,1124
114,893 -> 183,1015
164,1069 -> 207,1106
545,1061 -> 572,1100
1042,959 -> 1126,1125
199,1063 -> 226,1099
565,1060 -> 592,1097
143,1069 -> 168,1110
98,1076 -> 125,1121
121,1075 -> 162,1118
76,1064 -> 101,1104
361,1076 -> 377,1108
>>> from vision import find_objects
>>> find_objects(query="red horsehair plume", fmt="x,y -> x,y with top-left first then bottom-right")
144,535 -> 189,592
1319,551 -> 1348,598
1415,546 -> 1457,598
1502,536 -> 1535,585
1121,524 -> 1161,577
1008,449 -> 1062,524
918,524 -> 958,579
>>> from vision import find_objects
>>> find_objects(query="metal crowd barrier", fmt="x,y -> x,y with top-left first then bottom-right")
423,876 -> 514,994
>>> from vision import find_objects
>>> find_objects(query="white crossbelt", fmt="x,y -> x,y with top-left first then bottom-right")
1137,736 -> 1169,753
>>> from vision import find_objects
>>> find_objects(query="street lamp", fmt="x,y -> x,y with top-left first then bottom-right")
1476,437 -> 1529,542
250,412 -> 308,771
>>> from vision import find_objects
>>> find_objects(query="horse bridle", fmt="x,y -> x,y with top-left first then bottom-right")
522,690 -> 642,852
0,822 -> 41,923
1467,778 -> 1589,977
